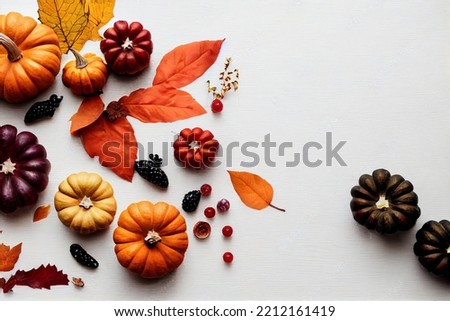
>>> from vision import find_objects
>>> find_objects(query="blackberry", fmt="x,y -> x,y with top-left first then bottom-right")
24,94 -> 63,124
134,154 -> 169,189
182,190 -> 201,212
70,244 -> 99,269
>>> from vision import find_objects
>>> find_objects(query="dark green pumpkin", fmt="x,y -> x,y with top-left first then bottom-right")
414,220 -> 450,277
350,168 -> 420,234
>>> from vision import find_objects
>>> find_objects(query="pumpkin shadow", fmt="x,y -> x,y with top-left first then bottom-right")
59,224 -> 113,243
0,204 -> 39,224
118,267 -> 182,296
414,261 -> 450,288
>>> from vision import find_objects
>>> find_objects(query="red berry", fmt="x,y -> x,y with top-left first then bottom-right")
200,184 -> 212,196
211,99 -> 223,113
217,198 -> 230,213
204,206 -> 216,218
222,225 -> 233,237
223,251 -> 233,263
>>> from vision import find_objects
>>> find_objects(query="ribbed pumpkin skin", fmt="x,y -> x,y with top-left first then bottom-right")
100,20 -> 153,75
350,168 -> 421,234
0,12 -> 61,103
54,172 -> 117,234
113,201 -> 189,279
62,53 -> 108,96
414,220 -> 450,277
0,124 -> 51,213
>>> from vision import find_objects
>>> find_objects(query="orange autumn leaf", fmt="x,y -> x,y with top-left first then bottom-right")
153,39 -> 225,88
227,171 -> 285,212
78,113 -> 137,182
33,204 -> 51,222
0,243 -> 22,272
120,85 -> 206,123
70,95 -> 105,136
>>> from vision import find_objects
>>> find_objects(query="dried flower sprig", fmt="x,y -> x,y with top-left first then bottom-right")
207,57 -> 239,113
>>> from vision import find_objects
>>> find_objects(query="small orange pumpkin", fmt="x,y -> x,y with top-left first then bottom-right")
0,12 -> 62,104
62,50 -> 108,96
113,201 -> 189,278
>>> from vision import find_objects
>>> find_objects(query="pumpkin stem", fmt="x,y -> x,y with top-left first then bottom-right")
376,195 -> 389,209
121,37 -> 133,50
70,49 -> 88,69
79,196 -> 94,209
0,33 -> 22,62
0,158 -> 16,175
144,230 -> 162,247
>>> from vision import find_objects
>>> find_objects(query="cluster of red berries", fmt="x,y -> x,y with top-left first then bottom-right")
192,183 -> 234,263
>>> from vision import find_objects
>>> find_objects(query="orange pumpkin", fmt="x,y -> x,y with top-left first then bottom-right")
0,12 -> 62,104
62,50 -> 108,96
113,201 -> 189,278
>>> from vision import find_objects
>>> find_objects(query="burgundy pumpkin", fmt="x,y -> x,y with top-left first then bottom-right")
100,20 -> 153,75
0,124 -> 51,213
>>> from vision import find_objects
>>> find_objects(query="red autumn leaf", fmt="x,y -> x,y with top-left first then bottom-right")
0,243 -> 22,272
78,113 -> 138,181
153,39 -> 225,88
2,264 -> 69,293
33,204 -> 51,222
119,85 -> 206,123
70,95 -> 105,136
0,277 -> 5,289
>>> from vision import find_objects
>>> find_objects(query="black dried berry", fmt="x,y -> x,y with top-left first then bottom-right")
24,94 -> 63,124
70,244 -> 99,269
182,190 -> 201,212
135,154 -> 169,188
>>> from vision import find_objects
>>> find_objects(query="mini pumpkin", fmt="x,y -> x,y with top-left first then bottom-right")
350,168 -> 420,234
414,220 -> 450,277
100,20 -> 153,75
62,50 -> 108,96
0,124 -> 51,213
0,12 -> 62,104
54,172 -> 117,234
173,127 -> 219,169
113,201 -> 188,279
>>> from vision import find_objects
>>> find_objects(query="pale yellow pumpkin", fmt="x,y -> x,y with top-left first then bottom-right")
54,172 -> 117,234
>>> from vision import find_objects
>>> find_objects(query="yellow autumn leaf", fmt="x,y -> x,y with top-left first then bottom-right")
37,0 -> 115,54
85,0 -> 116,41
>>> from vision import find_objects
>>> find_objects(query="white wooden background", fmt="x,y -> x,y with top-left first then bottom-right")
1,0 -> 449,300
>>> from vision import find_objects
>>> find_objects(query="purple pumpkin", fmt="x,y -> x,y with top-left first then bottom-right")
0,124 -> 51,213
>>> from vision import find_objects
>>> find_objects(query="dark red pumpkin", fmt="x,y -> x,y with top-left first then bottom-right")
0,124 -> 51,213
173,127 -> 219,169
100,20 -> 153,75
414,220 -> 450,277
350,168 -> 420,234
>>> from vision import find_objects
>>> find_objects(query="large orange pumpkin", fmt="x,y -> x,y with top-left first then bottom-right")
113,201 -> 189,278
0,12 -> 62,104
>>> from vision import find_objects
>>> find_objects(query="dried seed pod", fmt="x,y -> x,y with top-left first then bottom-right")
70,244 -> 99,268
71,277 -> 85,287
24,94 -> 63,124
193,221 -> 211,239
